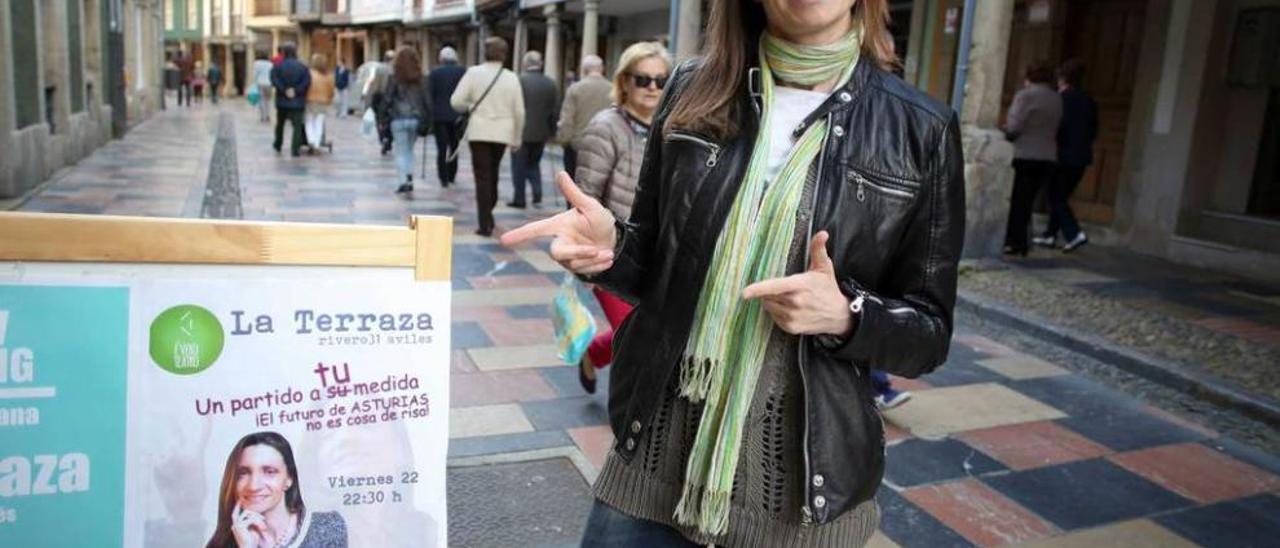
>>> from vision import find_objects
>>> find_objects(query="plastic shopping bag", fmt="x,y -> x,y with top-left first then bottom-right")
550,274 -> 598,365
246,85 -> 260,106
361,108 -> 376,138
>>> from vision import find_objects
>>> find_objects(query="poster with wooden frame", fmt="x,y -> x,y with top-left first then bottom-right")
0,212 -> 454,548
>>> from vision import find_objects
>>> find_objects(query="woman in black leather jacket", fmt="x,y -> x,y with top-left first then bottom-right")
504,0 -> 965,545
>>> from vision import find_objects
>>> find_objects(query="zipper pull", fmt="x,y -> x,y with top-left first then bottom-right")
800,505 -> 814,526
855,173 -> 866,202
706,147 -> 719,167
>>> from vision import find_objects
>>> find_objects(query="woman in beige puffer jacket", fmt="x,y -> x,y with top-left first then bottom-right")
572,41 -> 671,394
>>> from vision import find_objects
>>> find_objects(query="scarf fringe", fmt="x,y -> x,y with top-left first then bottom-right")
674,481 -> 732,537
678,355 -> 717,402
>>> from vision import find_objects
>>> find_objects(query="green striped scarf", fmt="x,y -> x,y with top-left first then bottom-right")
674,28 -> 862,537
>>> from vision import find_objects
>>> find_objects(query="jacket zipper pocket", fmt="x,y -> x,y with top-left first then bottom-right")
849,170 -> 916,202
666,131 -> 722,167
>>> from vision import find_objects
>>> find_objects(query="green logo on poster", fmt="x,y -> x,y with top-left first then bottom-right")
149,305 -> 224,375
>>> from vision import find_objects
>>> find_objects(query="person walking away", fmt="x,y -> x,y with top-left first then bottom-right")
1002,63 -> 1062,256
385,48 -> 434,194
270,43 -> 311,157
573,41 -> 671,394
555,55 -> 612,178
428,47 -> 466,188
452,37 -> 524,237
366,51 -> 397,155
164,54 -> 181,99
177,52 -> 195,107
334,62 -> 351,118
501,0 -> 966,545
207,60 -> 223,104
253,52 -> 274,122
305,54 -> 336,153
192,61 -> 206,104
510,51 -> 560,208
1035,58 -> 1097,253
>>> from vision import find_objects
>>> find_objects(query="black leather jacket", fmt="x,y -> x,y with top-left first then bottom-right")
591,58 -> 966,526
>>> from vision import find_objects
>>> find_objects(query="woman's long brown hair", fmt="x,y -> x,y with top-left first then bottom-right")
666,0 -> 898,140
393,46 -> 424,84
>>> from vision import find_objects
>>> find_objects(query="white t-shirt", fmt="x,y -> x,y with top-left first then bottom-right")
253,59 -> 274,87
765,86 -> 830,184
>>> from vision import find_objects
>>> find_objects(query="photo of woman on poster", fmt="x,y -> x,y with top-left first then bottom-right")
206,431 -> 349,548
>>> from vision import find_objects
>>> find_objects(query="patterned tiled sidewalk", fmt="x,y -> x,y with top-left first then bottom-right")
12,101 -> 1280,547
990,246 -> 1280,349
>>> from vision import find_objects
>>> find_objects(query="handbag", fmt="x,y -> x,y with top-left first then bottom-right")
550,274 -> 598,366
453,68 -> 506,141
246,85 -> 260,106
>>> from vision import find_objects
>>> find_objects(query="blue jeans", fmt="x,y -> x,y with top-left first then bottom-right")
510,141 -> 545,204
580,500 -> 702,547
390,118 -> 419,184
871,369 -> 892,397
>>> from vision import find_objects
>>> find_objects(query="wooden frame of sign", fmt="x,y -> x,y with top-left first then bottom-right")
0,212 -> 453,281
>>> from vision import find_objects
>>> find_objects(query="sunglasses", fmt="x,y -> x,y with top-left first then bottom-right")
628,73 -> 668,90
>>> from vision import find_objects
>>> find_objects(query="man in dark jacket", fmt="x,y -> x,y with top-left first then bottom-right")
510,50 -> 559,208
428,46 -> 466,187
1036,58 -> 1098,252
270,43 -> 311,157
207,61 -> 223,104
177,52 -> 194,107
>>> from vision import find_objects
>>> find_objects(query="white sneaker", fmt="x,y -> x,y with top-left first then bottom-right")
1062,232 -> 1089,252
1032,235 -> 1057,248
875,390 -> 913,410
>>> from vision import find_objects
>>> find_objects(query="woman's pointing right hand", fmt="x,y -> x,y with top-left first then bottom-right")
500,171 -> 618,274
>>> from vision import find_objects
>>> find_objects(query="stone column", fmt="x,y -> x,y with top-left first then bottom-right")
300,29 -> 313,60
514,15 -> 528,71
958,0 -> 1016,259
272,28 -> 281,55
675,0 -> 701,61
545,4 -> 563,87
224,43 -> 234,97
961,0 -> 1014,127
466,28 -> 479,65
221,0 -> 231,41
581,0 -> 600,59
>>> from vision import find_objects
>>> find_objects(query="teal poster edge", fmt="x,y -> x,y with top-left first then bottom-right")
0,284 -> 130,547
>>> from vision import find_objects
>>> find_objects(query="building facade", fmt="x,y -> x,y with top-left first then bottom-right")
905,0 -> 1280,281
164,0 -> 205,63
1,0 -> 165,199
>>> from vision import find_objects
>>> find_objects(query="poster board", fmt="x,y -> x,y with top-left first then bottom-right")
0,212 -> 453,548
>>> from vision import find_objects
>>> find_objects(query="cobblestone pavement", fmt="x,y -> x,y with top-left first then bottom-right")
960,246 -> 1280,405
13,101 -> 1280,547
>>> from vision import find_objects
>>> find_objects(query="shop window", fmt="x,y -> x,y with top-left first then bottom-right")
10,0 -> 41,129
1248,90 -> 1280,218
1228,8 -> 1280,89
45,86 -> 57,133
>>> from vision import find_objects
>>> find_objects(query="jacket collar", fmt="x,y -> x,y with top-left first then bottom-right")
747,59 -> 876,138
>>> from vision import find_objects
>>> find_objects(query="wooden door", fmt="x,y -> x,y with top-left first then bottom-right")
1061,0 -> 1147,225
925,0 -> 965,103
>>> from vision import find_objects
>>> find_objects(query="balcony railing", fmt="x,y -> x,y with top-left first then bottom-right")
254,0 -> 288,16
